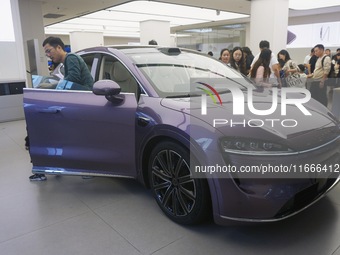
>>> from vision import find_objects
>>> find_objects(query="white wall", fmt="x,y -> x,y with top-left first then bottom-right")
249,0 -> 289,57
140,20 -> 171,46
286,12 -> 340,63
104,37 -> 140,45
69,31 -> 104,52
0,0 -> 26,122
0,0 -> 26,82
0,42 -> 25,81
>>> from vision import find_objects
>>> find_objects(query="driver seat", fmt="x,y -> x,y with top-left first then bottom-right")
111,62 -> 138,95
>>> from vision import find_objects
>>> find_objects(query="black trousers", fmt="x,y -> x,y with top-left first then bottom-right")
310,81 -> 328,107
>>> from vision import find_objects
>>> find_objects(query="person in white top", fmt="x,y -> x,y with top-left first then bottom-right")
303,48 -> 314,74
303,48 -> 313,65
297,64 -> 308,88
250,40 -> 281,87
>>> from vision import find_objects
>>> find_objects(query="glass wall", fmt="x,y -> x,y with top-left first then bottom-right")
175,24 -> 246,58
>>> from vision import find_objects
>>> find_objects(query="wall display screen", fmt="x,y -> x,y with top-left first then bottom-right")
287,21 -> 340,48
0,0 -> 15,42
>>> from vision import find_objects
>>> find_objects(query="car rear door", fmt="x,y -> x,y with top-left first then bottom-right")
24,87 -> 137,177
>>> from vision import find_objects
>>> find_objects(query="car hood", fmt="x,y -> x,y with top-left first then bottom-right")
160,89 -> 340,150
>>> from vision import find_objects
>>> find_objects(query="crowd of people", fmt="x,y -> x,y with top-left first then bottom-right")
216,41 -> 340,108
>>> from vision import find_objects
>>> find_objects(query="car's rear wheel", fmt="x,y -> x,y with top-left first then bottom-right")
148,141 -> 210,225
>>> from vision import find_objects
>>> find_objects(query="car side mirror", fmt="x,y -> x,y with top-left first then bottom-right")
93,80 -> 121,95
93,80 -> 123,104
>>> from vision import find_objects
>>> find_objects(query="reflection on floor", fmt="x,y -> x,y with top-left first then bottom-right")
0,120 -> 339,255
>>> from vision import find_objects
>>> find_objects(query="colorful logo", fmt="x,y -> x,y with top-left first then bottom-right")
195,80 -> 311,117
196,82 -> 222,106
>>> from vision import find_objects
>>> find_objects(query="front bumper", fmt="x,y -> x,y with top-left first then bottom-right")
207,137 -> 340,224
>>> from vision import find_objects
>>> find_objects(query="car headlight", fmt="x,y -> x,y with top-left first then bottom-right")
220,137 -> 293,155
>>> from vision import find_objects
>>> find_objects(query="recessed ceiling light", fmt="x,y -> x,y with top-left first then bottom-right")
44,13 -> 65,19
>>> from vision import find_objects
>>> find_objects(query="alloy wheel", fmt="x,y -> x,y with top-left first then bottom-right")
151,149 -> 196,217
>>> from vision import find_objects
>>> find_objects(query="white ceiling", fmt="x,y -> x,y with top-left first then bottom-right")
39,0 -> 252,26
37,0 -> 340,38
44,1 -> 250,37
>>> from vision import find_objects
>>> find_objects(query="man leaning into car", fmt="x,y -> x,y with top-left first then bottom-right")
43,36 -> 94,90
28,37 -> 94,181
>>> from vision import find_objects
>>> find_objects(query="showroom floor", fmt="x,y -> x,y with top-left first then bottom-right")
1,120 -> 340,255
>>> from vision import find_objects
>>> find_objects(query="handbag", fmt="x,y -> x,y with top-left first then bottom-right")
285,73 -> 305,88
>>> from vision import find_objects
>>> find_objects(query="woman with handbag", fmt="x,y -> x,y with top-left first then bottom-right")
278,49 -> 303,87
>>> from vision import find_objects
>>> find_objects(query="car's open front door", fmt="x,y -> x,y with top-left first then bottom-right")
24,88 -> 137,177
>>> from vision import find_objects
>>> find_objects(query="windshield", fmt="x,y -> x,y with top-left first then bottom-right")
127,48 -> 255,97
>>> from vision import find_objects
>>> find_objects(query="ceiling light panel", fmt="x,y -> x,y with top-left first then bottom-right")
45,0 -> 249,37
85,10 -> 211,25
48,23 -> 139,32
61,19 -> 140,29
106,1 -> 248,21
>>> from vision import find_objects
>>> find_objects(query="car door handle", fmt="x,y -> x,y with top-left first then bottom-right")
38,107 -> 62,113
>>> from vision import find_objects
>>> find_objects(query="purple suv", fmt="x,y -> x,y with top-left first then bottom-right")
24,46 -> 340,225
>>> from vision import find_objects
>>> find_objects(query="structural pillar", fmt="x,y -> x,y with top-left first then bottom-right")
140,20 -> 170,46
18,0 -> 49,80
249,0 -> 289,56
69,31 -> 104,52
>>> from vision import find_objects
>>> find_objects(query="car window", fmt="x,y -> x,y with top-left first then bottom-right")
31,55 -> 95,91
99,55 -> 116,80
128,49 -> 254,98
99,54 -> 139,95
81,54 -> 96,80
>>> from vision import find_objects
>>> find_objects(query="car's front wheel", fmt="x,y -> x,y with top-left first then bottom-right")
148,141 -> 210,225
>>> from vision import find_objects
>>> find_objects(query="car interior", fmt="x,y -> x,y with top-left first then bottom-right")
99,55 -> 139,96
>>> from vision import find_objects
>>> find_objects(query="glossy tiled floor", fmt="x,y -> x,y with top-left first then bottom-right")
1,120 -> 340,255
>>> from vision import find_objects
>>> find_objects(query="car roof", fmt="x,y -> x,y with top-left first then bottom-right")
77,45 -> 203,56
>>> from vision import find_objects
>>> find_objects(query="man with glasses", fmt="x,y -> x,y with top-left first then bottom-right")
43,36 -> 94,90
29,36 -> 94,181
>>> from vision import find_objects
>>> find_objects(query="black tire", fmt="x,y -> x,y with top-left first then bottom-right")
148,141 -> 210,225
